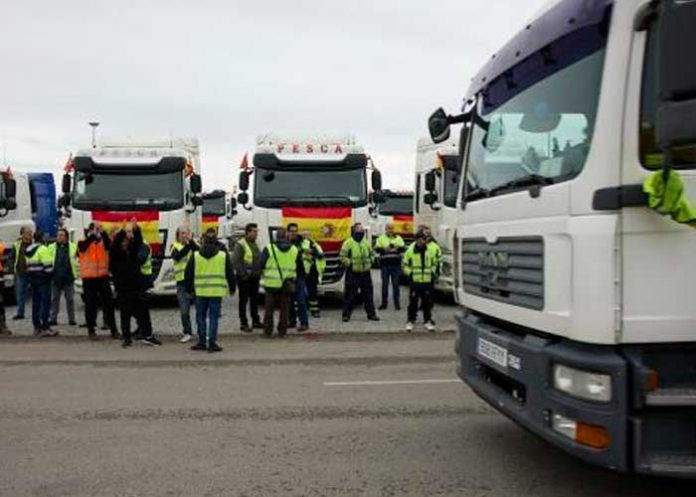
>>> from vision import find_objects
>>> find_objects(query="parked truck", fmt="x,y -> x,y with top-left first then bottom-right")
414,137 -> 461,295
371,190 -> 414,246
60,137 -> 203,296
429,0 -> 696,477
202,189 -> 236,247
237,134 -> 382,295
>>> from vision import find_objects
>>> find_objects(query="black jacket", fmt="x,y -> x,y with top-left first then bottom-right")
184,242 -> 236,296
109,230 -> 148,292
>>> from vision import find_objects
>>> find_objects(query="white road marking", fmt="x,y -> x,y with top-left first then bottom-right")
323,379 -> 460,387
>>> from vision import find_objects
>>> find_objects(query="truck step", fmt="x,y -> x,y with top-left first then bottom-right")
642,453 -> 696,475
646,386 -> 696,406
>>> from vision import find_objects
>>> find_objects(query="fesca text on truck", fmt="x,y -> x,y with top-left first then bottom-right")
429,0 -> 696,477
236,134 -> 382,295
60,138 -> 204,296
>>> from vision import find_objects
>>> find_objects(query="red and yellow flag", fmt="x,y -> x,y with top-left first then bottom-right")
92,210 -> 161,254
282,207 -> 352,252
393,214 -> 414,237
202,215 -> 219,234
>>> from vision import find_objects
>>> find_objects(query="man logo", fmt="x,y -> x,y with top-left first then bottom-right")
477,251 -> 509,269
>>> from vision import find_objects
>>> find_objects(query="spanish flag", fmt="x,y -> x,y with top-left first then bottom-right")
281,207 -> 352,252
91,211 -> 161,254
393,214 -> 414,237
202,215 -> 219,234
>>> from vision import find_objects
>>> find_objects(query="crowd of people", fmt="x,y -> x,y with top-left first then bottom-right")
0,221 -> 442,350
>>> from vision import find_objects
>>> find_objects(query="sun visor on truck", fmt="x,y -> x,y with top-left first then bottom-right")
72,156 -> 186,173
253,153 -> 368,170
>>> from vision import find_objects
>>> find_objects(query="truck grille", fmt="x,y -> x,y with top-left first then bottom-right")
461,237 -> 544,310
322,252 -> 345,285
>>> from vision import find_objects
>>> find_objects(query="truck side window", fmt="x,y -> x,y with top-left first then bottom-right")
639,21 -> 696,169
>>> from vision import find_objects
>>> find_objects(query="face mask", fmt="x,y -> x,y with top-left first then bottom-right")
353,231 -> 365,242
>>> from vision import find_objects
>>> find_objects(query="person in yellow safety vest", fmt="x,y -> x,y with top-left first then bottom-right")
403,230 -> 438,332
47,228 -> 79,327
231,223 -> 262,333
421,225 -> 443,277
257,227 -> 299,338
171,226 -> 199,343
11,225 -> 33,320
375,223 -> 406,311
0,239 -> 12,335
25,230 -> 58,337
300,230 -> 326,319
184,231 -> 236,352
339,222 -> 379,323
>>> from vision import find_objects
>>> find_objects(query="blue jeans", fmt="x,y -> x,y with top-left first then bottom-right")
288,276 -> 308,327
30,279 -> 51,330
380,265 -> 402,306
15,273 -> 29,317
176,282 -> 193,335
195,296 -> 221,347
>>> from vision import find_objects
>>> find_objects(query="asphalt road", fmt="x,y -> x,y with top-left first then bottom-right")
0,334 -> 692,497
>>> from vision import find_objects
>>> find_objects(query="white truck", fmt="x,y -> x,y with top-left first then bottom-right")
60,137 -> 203,296
370,190 -> 414,247
236,134 -> 382,295
429,0 -> 696,476
414,137 -> 461,295
202,189 -> 237,248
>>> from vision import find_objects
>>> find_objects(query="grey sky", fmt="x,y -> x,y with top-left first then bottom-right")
1,0 -> 549,191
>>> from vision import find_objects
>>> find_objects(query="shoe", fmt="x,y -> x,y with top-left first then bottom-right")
288,322 -> 297,329
405,322 -> 414,332
208,343 -> 223,353
69,321 -> 77,326
88,332 -> 98,341
240,324 -> 252,333
48,320 -> 58,327
425,321 -> 436,332
395,304 -> 401,311
252,321 -> 264,329
41,328 -> 59,338
33,327 -> 42,337
13,315 -> 24,321
378,304 -> 387,310
297,325 -> 309,332
122,338 -> 132,348
142,335 -> 162,346
190,343 -> 207,351
367,315 -> 380,322
180,334 -> 193,343
342,316 -> 350,322
111,331 -> 122,340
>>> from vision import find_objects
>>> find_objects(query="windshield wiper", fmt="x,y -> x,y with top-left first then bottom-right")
487,174 -> 555,196
466,186 -> 492,201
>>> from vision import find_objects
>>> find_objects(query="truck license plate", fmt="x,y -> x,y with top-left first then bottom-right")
477,338 -> 508,369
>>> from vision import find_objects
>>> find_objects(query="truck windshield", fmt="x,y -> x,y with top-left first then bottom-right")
72,170 -> 184,211
203,196 -> 225,217
465,48 -> 606,200
254,167 -> 367,207
380,196 -> 412,215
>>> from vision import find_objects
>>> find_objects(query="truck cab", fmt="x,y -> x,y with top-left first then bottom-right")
237,134 -> 382,295
61,138 -> 203,296
430,0 -> 696,476
371,190 -> 414,246
202,189 -> 237,248
415,137 -> 461,294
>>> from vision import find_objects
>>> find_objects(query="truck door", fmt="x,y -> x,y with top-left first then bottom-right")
619,14 -> 696,344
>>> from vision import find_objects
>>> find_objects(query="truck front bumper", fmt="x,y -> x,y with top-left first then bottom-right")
455,311 -> 696,477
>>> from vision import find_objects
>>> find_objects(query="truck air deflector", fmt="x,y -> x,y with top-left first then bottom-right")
253,153 -> 367,170
73,156 -> 186,173
465,0 -> 612,113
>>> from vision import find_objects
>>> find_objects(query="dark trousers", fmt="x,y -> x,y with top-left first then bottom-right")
306,268 -> 320,317
342,270 -> 376,319
118,290 -> 151,340
30,278 -> 51,330
263,290 -> 290,337
0,280 -> 6,330
288,276 -> 308,327
238,277 -> 261,326
83,277 -> 117,335
407,283 -> 433,323
380,264 -> 402,306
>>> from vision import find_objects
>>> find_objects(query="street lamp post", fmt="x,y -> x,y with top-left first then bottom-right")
88,122 -> 100,148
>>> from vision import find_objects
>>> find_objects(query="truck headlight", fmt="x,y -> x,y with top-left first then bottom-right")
552,364 -> 612,403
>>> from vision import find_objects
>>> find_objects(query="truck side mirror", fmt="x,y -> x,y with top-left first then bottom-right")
237,191 -> 249,206
239,171 -> 250,191
4,178 -> 16,199
428,107 -> 451,144
655,0 -> 696,150
424,192 -> 438,205
424,171 -> 436,192
191,195 -> 203,207
61,173 -> 71,194
372,191 -> 385,204
371,170 -> 382,191
190,174 -> 202,194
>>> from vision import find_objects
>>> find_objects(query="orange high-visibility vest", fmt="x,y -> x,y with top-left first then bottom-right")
0,241 -> 5,272
79,240 -> 109,279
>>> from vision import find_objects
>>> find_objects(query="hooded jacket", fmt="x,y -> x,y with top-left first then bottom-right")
184,241 -> 236,296
109,230 -> 149,292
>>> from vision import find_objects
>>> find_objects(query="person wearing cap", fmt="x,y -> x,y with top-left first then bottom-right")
402,230 -> 438,332
339,222 -> 379,323
25,230 -> 57,337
